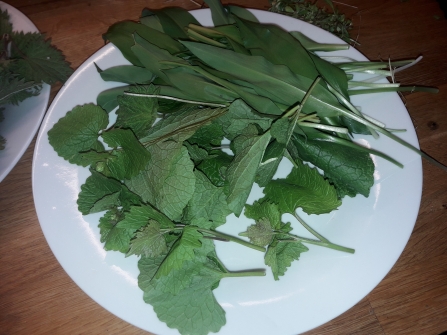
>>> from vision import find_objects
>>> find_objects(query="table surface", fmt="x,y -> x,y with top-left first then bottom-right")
1,0 -> 446,334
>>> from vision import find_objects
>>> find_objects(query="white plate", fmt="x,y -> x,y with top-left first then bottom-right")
32,9 -> 422,335
0,1 -> 50,182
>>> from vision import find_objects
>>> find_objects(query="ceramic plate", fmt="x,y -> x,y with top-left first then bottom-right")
0,1 -> 50,182
32,9 -> 422,335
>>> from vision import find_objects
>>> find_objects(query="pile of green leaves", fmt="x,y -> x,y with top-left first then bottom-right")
0,8 -> 72,149
48,1 -> 443,334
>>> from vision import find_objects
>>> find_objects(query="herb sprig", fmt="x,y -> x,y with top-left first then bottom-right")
0,8 -> 72,149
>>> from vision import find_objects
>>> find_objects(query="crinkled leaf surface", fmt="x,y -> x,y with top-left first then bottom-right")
77,170 -> 140,215
48,104 -> 108,166
117,204 -> 174,231
125,140 -> 195,221
265,239 -> 309,280
98,209 -> 133,253
263,161 -> 341,215
138,238 -> 226,335
291,135 -> 375,197
126,220 -> 168,258
101,128 -> 151,180
155,226 -> 202,278
239,218 -> 274,247
183,170 -> 232,229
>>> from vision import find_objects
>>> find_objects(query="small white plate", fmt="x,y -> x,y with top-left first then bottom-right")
0,1 -> 50,182
32,8 -> 422,335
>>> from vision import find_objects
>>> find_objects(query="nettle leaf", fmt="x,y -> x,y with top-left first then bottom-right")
239,218 -> 274,247
263,160 -> 341,215
48,104 -> 108,166
101,128 -> 151,180
226,131 -> 271,216
140,105 -> 228,145
98,209 -> 133,253
183,170 -> 232,229
126,140 -> 195,221
115,91 -> 158,139
156,226 -> 202,278
9,31 -> 73,84
290,135 -> 375,198
265,239 -> 309,280
126,220 -> 168,258
77,170 -> 141,215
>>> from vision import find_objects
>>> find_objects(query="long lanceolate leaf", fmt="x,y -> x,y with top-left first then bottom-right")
180,40 -> 354,117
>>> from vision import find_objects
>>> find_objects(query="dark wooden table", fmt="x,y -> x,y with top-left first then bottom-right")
1,0 -> 446,334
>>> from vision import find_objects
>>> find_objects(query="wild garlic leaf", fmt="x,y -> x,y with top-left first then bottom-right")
290,135 -> 375,197
183,170 -> 232,229
239,218 -> 274,247
125,140 -> 195,221
77,170 -> 141,215
140,105 -> 228,145
48,104 -> 108,166
98,209 -> 134,253
95,63 -> 154,84
155,225 -> 202,278
103,21 -> 185,67
126,220 -> 168,258
232,15 -> 318,81
149,7 -> 200,40
265,239 -> 309,280
263,160 -> 341,215
101,128 -> 151,180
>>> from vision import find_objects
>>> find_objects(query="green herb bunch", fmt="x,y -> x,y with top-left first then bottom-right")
47,1 -> 443,334
0,8 -> 72,149
269,0 -> 353,43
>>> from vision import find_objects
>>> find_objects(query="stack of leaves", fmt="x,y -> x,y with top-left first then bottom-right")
0,8 -> 72,148
48,1 -> 443,334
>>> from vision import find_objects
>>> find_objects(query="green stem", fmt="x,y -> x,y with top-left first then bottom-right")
199,228 -> 266,252
289,236 -> 355,254
293,212 -> 328,242
348,86 -> 439,95
223,270 -> 266,278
